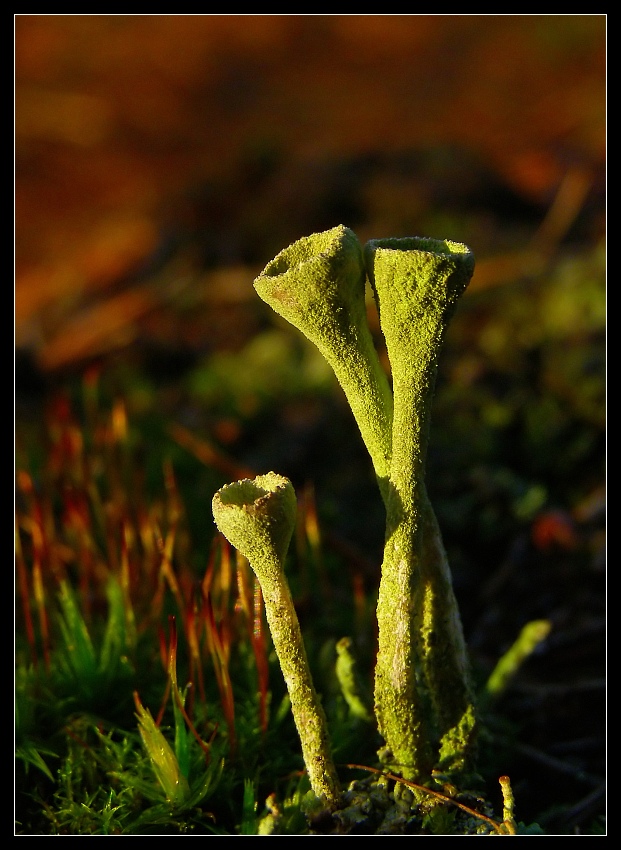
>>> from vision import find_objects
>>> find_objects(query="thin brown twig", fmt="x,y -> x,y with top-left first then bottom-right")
344,763 -> 507,834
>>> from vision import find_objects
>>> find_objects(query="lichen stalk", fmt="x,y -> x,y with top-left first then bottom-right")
254,225 -> 393,499
211,472 -> 341,809
260,576 -> 340,806
365,237 -> 476,780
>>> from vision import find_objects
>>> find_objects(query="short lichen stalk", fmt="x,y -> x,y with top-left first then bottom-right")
211,473 -> 341,810
365,237 -> 476,781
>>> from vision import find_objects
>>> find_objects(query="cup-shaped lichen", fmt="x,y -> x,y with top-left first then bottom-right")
229,230 -> 479,798
212,472 -> 341,809
212,473 -> 297,576
254,226 -> 393,497
364,237 -> 476,781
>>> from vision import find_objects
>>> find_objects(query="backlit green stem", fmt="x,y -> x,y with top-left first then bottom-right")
365,237 -> 475,781
483,619 -> 552,702
211,473 -> 341,809
254,225 -> 393,499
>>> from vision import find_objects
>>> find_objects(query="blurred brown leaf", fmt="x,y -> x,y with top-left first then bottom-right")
15,15 -> 605,371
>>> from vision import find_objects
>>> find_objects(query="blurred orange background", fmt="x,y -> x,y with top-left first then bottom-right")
15,14 -> 605,372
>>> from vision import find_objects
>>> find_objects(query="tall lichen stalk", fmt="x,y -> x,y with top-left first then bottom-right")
212,225 -> 477,806
365,237 -> 476,781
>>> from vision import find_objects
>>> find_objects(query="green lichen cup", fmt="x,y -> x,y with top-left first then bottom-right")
254,226 -> 393,493
212,472 -> 341,809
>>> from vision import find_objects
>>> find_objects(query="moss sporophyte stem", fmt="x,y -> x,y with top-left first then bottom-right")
215,227 -> 476,803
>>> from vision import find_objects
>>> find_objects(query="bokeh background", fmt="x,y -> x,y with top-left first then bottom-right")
15,14 -> 605,833
15,14 -> 604,370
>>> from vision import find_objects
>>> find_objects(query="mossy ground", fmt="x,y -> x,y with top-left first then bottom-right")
15,19 -> 604,829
